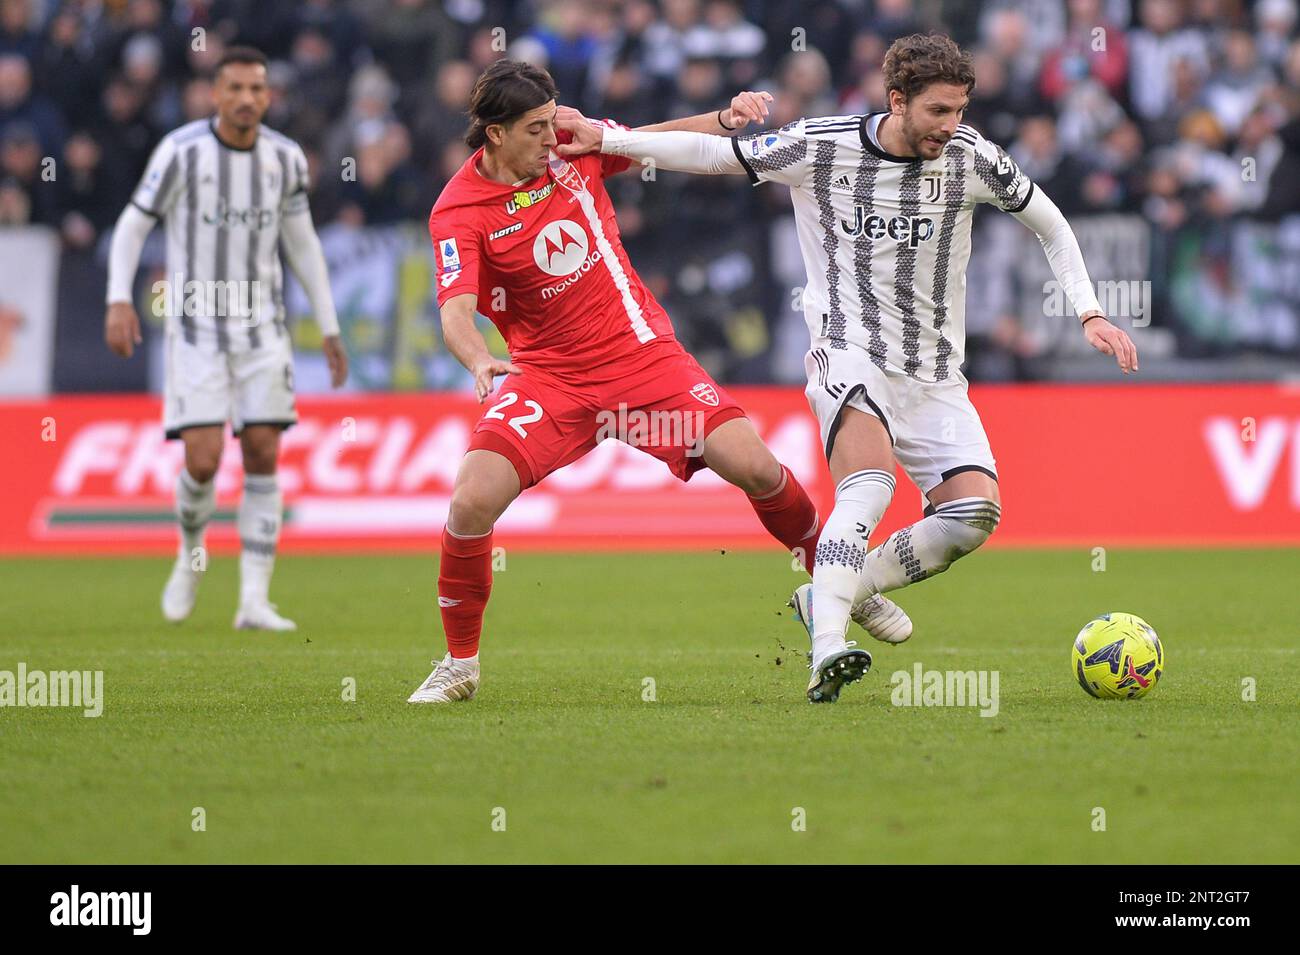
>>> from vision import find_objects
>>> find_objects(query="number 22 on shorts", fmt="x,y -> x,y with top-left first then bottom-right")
484,392 -> 544,438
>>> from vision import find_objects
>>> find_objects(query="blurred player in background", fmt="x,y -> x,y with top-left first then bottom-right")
409,60 -> 821,703
560,33 -> 1139,702
104,46 -> 349,632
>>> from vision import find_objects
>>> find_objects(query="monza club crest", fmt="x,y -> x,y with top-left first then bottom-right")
690,382 -> 719,406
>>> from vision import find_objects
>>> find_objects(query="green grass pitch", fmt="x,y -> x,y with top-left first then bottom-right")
1,548 -> 1296,864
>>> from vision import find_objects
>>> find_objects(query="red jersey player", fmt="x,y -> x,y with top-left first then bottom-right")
408,60 -> 827,704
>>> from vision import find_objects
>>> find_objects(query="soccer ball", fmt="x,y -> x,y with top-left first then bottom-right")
1072,612 -> 1164,700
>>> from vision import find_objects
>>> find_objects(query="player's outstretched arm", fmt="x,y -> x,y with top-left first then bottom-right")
280,209 -> 349,388
555,112 -> 749,177
440,293 -> 521,403
635,90 -> 773,135
104,203 -> 155,357
1011,188 -> 1139,374
554,92 -> 770,151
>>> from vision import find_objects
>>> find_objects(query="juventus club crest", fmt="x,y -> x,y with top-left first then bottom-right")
923,172 -> 943,203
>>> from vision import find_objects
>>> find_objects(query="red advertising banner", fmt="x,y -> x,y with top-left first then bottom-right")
3,385 -> 1299,554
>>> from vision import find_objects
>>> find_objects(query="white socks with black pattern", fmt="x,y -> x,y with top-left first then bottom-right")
811,469 -> 896,665
238,474 -> 282,606
856,497 -> 1001,600
176,469 -> 216,564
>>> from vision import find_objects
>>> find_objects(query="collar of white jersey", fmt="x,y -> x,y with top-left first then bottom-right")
209,117 -> 258,152
859,112 -> 923,164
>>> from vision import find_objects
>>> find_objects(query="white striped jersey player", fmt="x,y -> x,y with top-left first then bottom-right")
108,118 -> 339,438
128,117 -> 310,353
597,112 -> 1104,492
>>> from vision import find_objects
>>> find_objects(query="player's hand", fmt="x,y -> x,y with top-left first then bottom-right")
554,107 -> 603,158
1082,312 -> 1138,374
322,334 -> 349,388
472,357 -> 523,402
105,302 -> 142,358
722,91 -> 773,130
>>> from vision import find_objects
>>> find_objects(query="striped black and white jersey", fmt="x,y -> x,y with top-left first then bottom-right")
731,113 -> 1034,383
130,118 -> 311,352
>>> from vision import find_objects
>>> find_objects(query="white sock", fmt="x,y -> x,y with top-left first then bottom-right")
857,497 -> 1000,598
451,653 -> 479,665
176,469 -> 216,567
811,469 -> 895,665
238,473 -> 282,606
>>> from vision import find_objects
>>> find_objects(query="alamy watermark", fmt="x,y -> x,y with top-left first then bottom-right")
49,885 -> 150,935
890,663 -> 999,717
0,662 -> 103,717
151,274 -> 266,327
594,403 -> 708,458
1043,279 -> 1151,327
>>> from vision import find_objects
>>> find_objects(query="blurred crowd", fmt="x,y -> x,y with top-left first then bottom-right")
2,0 -> 1299,381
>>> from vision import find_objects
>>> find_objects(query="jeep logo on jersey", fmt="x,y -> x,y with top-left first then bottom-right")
533,220 -> 589,276
202,196 -> 275,229
840,209 -> 935,247
690,382 -> 719,406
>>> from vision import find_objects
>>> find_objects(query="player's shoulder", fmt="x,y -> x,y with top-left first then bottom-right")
258,123 -> 306,156
800,114 -> 865,138
158,119 -> 211,151
429,165 -> 493,234
951,123 -> 1005,160
951,123 -> 1032,208
739,114 -> 861,144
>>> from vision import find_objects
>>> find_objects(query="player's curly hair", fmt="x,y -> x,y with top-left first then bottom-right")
882,34 -> 976,102
466,59 -> 559,149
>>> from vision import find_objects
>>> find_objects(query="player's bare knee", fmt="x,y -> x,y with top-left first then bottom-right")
448,484 -> 507,536
185,458 -> 219,484
241,447 -> 278,474
737,454 -> 784,497
183,439 -> 222,484
239,433 -> 280,475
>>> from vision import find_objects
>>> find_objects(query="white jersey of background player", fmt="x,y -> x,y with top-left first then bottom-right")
559,34 -> 1138,703
105,47 -> 348,632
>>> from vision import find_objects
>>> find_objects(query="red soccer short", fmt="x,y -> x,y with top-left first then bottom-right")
468,348 -> 747,489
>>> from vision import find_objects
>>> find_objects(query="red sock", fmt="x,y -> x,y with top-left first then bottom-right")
748,465 -> 821,575
438,526 -> 494,658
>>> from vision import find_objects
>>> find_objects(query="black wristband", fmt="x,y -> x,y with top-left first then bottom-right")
717,108 -> 736,131
1081,314 -> 1101,327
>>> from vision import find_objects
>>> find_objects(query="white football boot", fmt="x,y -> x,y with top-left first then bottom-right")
161,557 -> 203,622
851,593 -> 913,644
233,601 -> 298,631
788,583 -> 872,703
790,581 -> 914,645
407,653 -> 480,704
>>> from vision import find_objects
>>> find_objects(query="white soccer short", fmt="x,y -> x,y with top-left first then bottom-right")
804,344 -> 997,497
163,331 -> 297,439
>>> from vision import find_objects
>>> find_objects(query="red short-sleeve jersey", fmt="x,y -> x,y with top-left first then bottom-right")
428,122 -> 678,384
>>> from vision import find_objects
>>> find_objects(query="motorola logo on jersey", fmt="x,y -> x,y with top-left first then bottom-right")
840,209 -> 935,247
534,220 -> 590,276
